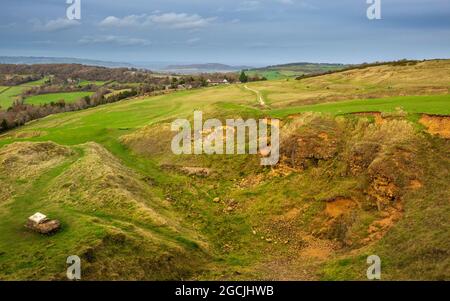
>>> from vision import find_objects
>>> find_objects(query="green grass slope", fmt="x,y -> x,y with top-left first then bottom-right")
24,91 -> 93,105
247,63 -> 347,80
0,141 -> 207,280
0,86 -> 26,108
270,94 -> 450,118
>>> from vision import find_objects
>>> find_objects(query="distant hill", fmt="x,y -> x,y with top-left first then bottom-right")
0,56 -> 136,69
0,57 -> 255,74
163,63 -> 254,73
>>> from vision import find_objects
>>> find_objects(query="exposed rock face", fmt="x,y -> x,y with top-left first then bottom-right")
275,115 -> 424,247
348,142 -> 380,175
26,218 -> 61,235
281,119 -> 340,169
420,114 -> 450,139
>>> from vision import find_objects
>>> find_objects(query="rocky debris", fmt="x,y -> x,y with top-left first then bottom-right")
362,204 -> 403,244
223,199 -> 239,213
280,117 -> 340,170
409,179 -> 423,190
324,198 -> 357,219
25,212 -> 61,235
311,198 -> 358,245
180,167 -> 211,177
367,176 -> 400,210
353,112 -> 385,125
348,142 -> 380,175
419,114 -> 450,139
236,173 -> 265,189
274,116 -> 424,249
283,133 -> 339,169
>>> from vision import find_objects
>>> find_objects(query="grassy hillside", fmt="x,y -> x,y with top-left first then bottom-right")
0,78 -> 55,108
271,94 -> 450,118
0,60 -> 449,280
247,63 -> 347,80
78,80 -> 108,87
245,59 -> 450,108
0,86 -> 26,108
24,91 -> 94,105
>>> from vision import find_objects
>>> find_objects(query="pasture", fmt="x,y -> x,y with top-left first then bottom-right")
24,91 -> 94,105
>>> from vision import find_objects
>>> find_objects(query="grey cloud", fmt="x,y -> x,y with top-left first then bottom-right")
149,13 -> 215,29
99,12 -> 216,29
32,18 -> 80,32
276,0 -> 294,5
186,37 -> 201,44
99,15 -> 146,27
237,1 -> 261,11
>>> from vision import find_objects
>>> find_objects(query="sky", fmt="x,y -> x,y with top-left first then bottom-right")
0,0 -> 449,66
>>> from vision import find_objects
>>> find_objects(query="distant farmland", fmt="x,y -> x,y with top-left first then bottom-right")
24,91 -> 94,105
0,86 -> 26,108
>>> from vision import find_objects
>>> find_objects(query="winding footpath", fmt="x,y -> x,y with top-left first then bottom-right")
244,84 -> 267,107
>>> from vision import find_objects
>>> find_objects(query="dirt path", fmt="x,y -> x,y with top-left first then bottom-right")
244,85 -> 267,107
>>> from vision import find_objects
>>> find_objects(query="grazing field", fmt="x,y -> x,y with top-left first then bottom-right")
0,78 -> 55,108
270,94 -> 450,118
21,78 -> 50,87
246,70 -> 296,80
24,91 -> 94,105
0,60 -> 449,280
247,63 -> 347,80
0,78 -> 105,109
78,80 -> 108,86
0,86 -> 26,108
245,59 -> 450,108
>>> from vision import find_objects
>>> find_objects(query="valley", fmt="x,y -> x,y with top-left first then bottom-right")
0,59 -> 449,280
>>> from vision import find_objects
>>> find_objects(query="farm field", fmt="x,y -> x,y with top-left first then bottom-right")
0,60 -> 449,281
0,86 -> 26,108
78,80 -> 108,86
247,63 -> 348,80
0,78 -> 58,108
24,91 -> 94,105
21,78 -> 50,87
245,70 -> 296,80
0,78 -> 108,109
270,94 -> 450,118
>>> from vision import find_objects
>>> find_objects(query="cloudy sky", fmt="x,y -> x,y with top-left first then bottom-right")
0,0 -> 449,65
